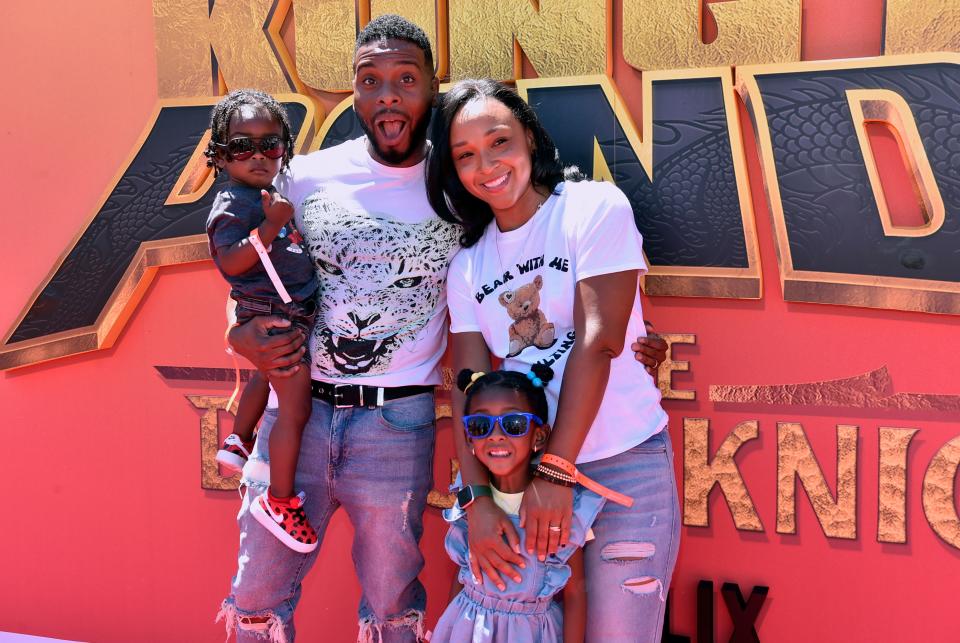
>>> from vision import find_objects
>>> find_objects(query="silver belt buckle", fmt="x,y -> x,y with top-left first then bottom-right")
333,384 -> 353,408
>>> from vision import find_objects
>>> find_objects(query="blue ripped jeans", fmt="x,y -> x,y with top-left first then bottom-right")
218,393 -> 436,643
578,429 -> 681,643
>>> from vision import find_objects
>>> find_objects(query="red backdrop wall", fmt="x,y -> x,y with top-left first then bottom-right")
1,1 -> 956,641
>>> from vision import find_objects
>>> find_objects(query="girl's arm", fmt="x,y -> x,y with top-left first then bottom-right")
521,269 -> 639,559
562,548 -> 587,643
450,331 -> 526,591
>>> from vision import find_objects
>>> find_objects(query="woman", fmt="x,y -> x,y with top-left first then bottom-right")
426,79 -> 680,642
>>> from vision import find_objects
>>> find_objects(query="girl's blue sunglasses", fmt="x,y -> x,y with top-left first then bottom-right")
461,412 -> 544,439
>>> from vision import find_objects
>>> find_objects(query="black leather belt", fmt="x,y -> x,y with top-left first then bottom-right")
311,381 -> 434,408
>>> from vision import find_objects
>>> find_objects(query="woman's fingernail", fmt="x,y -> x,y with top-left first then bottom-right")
497,584 -> 505,591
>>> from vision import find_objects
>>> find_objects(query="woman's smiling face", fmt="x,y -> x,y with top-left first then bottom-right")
449,97 -> 538,220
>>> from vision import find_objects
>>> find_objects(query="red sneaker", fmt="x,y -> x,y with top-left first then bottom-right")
251,491 -> 319,553
215,434 -> 254,473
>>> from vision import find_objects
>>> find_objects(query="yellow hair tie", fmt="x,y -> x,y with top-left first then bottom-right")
464,371 -> 486,392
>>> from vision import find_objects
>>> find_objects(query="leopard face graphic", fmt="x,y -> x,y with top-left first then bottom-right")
298,191 -> 461,376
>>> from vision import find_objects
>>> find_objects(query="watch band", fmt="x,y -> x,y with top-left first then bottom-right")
456,484 -> 492,510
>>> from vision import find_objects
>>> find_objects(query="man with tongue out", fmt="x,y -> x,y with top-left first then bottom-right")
217,14 -> 667,643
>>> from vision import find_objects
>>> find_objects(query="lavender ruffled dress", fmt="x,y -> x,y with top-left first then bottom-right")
432,488 -> 605,643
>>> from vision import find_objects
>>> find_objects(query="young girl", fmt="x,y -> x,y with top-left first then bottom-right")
204,89 -> 319,553
432,365 -> 604,643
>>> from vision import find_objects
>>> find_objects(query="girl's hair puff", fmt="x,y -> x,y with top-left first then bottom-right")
456,364 -> 555,423
204,89 -> 295,177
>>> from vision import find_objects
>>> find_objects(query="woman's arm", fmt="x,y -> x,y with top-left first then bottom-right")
562,548 -> 587,643
522,269 -> 639,559
451,331 -> 526,590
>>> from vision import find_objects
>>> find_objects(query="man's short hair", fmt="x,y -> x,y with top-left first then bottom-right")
355,14 -> 434,69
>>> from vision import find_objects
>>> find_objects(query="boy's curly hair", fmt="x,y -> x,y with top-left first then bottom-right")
204,89 -> 294,177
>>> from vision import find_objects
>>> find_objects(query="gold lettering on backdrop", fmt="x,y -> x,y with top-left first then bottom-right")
294,0 -> 357,92
683,419 -> 763,531
884,0 -> 960,56
187,395 -> 241,491
152,0 -> 210,97
877,427 -> 919,544
847,89 -> 946,237
448,0 -> 608,80
371,0 -> 446,79
659,334 -> 696,401
737,54 -> 960,316
622,0 -> 800,72
164,130 -> 215,206
776,423 -> 858,539
922,434 -> 960,549
517,72 -> 762,300
428,459 -> 460,510
152,0 -> 290,98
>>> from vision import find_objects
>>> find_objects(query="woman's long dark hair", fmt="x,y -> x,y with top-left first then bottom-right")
426,79 -> 581,248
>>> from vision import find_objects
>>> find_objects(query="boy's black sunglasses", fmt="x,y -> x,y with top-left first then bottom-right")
461,412 -> 543,440
216,135 -> 286,161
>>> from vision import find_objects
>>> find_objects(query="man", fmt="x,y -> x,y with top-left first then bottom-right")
218,15 -> 666,643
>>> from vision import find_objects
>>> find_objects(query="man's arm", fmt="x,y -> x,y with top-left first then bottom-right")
632,321 -> 667,375
228,314 -> 306,377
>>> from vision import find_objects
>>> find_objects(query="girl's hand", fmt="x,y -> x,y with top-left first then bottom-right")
520,477 -> 574,560
261,189 -> 295,227
466,498 -> 525,591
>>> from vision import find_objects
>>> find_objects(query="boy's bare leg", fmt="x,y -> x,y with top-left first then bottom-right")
265,367 -> 313,498
232,371 -> 270,442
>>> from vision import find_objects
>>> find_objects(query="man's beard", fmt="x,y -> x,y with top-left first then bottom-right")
358,108 -> 432,165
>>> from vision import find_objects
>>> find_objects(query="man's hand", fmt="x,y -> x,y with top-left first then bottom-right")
520,478 -> 574,561
228,316 -> 306,378
466,497 -> 525,591
632,320 -> 667,376
261,190 -> 295,228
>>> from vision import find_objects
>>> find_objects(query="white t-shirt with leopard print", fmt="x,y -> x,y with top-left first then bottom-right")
446,180 -> 667,464
274,137 -> 460,387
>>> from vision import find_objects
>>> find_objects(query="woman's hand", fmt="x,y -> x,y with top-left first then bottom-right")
228,316 -> 306,377
520,477 -> 574,560
466,498 -> 525,591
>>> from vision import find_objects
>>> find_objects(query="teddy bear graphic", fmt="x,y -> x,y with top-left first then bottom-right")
498,275 -> 557,357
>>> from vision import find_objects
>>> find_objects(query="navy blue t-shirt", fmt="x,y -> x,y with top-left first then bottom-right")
206,183 -> 317,304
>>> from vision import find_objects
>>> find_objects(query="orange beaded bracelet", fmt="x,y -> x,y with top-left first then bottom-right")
540,454 -> 635,507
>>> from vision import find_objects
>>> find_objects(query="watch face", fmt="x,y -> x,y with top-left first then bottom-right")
457,486 -> 474,508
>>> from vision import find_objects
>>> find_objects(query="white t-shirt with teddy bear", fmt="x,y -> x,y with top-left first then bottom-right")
447,180 -> 668,464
